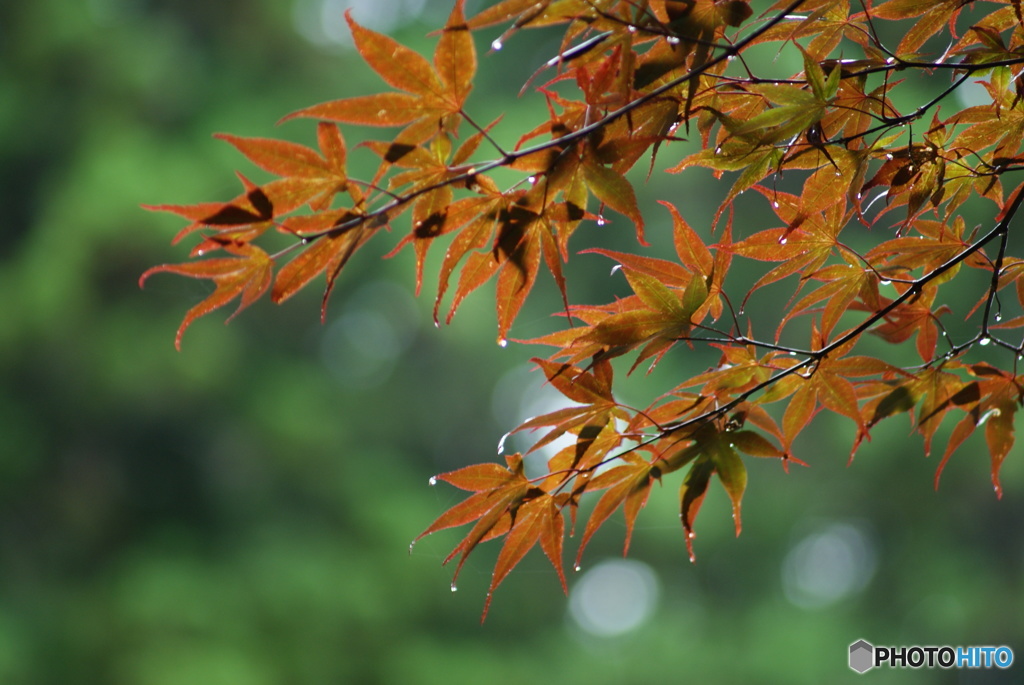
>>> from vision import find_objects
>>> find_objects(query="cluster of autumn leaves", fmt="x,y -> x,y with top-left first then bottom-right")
144,0 -> 1024,617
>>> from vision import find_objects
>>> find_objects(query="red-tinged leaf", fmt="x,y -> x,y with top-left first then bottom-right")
582,159 -> 647,245
537,495 -> 568,590
799,165 -> 846,217
466,0 -> 545,30
435,0 -> 476,109
496,230 -> 542,341
865,382 -> 919,429
446,250 -> 501,324
283,93 -> 429,127
415,454 -> 534,603
538,216 -> 569,317
438,462 -> 522,492
575,456 -> 654,566
140,243 -> 273,350
775,262 -> 872,340
415,489 -> 503,540
679,457 -> 714,562
445,485 -> 526,588
984,402 -> 1016,498
581,248 -> 690,286
317,122 -> 347,170
214,134 -> 331,179
624,268 -> 686,318
813,369 -> 863,428
433,196 -> 507,320
711,442 -> 747,536
661,201 -> 713,277
620,469 -> 656,557
272,225 -> 373,317
730,430 -> 784,459
782,383 -> 816,450
894,2 -> 960,54
935,414 -> 977,491
561,420 -> 624,479
483,494 -> 566,620
146,180 -> 276,243
346,11 -> 442,98
579,309 -> 686,357
532,358 -> 615,405
869,293 -> 950,363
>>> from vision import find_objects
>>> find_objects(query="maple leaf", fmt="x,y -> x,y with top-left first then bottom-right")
140,241 -> 273,350
283,2 -> 475,140
574,453 -> 661,565
933,364 -> 1023,498
512,357 -> 628,457
214,123 -> 348,212
414,455 -> 531,583
145,0 -> 1024,617
413,453 -> 571,620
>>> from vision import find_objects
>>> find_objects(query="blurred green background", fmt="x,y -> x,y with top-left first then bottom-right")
1,1 -> 1021,683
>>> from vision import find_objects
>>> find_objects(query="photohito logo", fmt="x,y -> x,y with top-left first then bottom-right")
849,639 -> 1014,673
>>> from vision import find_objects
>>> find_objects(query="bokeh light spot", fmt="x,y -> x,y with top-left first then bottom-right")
782,521 -> 877,609
568,558 -> 660,637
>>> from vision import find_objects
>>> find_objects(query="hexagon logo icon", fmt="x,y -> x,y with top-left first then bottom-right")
849,639 -> 874,673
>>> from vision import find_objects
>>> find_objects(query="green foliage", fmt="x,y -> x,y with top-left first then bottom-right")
146,0 -> 1024,619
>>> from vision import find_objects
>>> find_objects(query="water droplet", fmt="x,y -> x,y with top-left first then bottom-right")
885,153 -> 894,160
789,351 -> 797,356
835,171 -> 842,177
451,582 -> 458,592
627,25 -> 637,33
880,279 -> 891,286
491,38 -> 503,51
429,475 -> 438,486
995,312 -> 1003,322
737,307 -> 745,316
596,216 -> 606,226
980,336 -> 991,346
714,145 -> 722,154
408,541 -> 416,554
778,236 -> 788,245
196,249 -> 206,256
498,338 -> 508,348
772,201 -> 780,209
527,175 -> 537,184
1017,353 -> 1023,361
666,35 -> 680,45
574,564 -> 582,572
